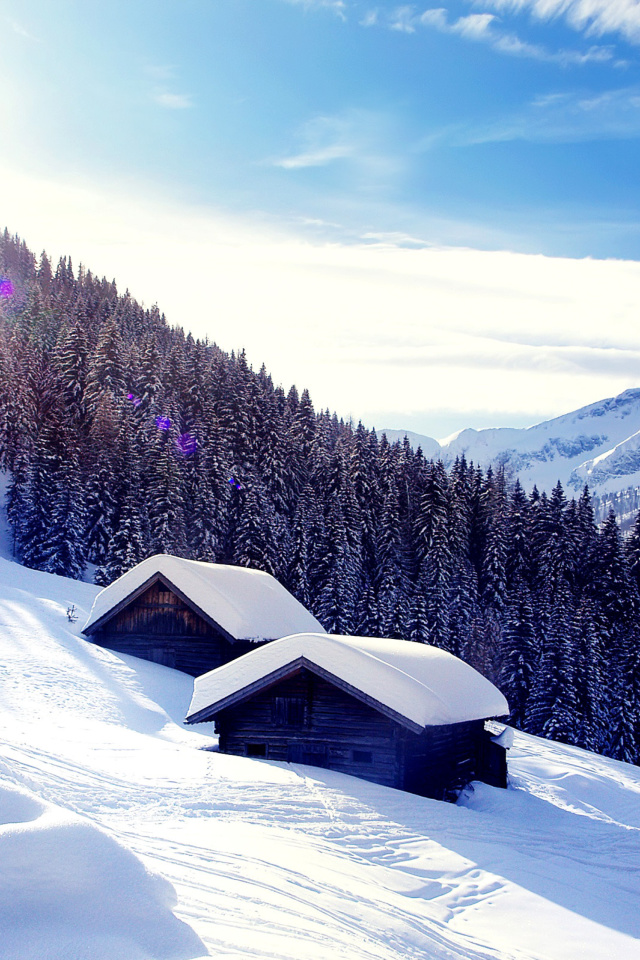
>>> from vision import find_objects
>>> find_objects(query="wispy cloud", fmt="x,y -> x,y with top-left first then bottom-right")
389,6 -> 418,32
368,5 -> 614,64
281,0 -> 347,18
274,115 -> 356,168
360,9 -> 379,26
474,0 -> 640,45
145,64 -> 193,110
154,92 -> 193,110
6,17 -> 40,41
277,144 -> 354,169
462,85 -> 640,143
272,110 -> 404,186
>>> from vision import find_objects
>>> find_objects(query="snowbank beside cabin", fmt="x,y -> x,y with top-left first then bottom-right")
187,632 -> 508,728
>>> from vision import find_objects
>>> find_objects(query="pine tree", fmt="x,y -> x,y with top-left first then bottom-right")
40,454 -> 87,578
55,321 -> 89,427
498,583 -> 537,729
415,462 -> 452,650
85,319 -> 127,414
231,481 -> 281,578
96,491 -> 146,584
526,585 -> 577,745
147,441 -> 187,556
315,500 -> 357,634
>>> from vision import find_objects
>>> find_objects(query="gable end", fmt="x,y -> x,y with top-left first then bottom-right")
83,572 -> 237,643
187,655 -> 424,733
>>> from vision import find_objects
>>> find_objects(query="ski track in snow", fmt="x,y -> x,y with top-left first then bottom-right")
0,556 -> 640,960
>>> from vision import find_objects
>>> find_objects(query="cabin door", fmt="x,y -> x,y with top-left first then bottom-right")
287,742 -> 329,768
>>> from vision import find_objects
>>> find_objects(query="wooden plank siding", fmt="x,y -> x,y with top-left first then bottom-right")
90,581 -> 255,677
216,669 -> 401,788
214,667 -> 489,798
399,720 -> 485,800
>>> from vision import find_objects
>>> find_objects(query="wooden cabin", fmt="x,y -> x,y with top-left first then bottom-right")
82,555 -> 325,677
186,633 -> 510,800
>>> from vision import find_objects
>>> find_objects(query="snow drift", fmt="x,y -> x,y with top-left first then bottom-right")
0,782 -> 204,960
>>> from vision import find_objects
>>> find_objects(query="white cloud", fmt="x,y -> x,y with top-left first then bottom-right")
281,0 -> 347,17
5,17 -> 39,41
360,9 -> 379,26
419,8 -> 448,29
274,115 -> 356,168
154,92 -> 193,110
452,13 -> 496,38
145,64 -> 177,82
380,4 -> 614,63
463,85 -> 640,143
389,6 -> 418,32
273,110 -> 404,185
276,144 -> 354,168
475,0 -> 640,44
1,163 -> 640,437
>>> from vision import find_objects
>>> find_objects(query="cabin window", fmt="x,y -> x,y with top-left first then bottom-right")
246,743 -> 267,758
273,697 -> 307,727
352,750 -> 373,764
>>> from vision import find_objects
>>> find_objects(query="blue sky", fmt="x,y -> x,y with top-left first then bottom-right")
2,0 -> 640,435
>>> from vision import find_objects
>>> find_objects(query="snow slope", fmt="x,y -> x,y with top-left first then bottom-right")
383,387 -> 640,497
1,556 -> 640,959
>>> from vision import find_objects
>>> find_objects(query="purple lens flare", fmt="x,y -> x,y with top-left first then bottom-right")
0,278 -> 14,298
155,415 -> 172,431
175,433 -> 198,456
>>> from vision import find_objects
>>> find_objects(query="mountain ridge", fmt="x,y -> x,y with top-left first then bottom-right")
383,387 -> 640,499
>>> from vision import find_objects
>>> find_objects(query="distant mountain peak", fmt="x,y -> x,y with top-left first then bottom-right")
382,387 -> 640,500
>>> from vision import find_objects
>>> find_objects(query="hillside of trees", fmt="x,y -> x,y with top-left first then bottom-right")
1,229 -> 639,766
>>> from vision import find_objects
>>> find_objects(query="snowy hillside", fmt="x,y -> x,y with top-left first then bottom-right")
384,387 -> 640,498
1,557 -> 640,960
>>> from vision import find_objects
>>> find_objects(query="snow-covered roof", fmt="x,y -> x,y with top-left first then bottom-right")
82,555 -> 325,641
186,633 -> 509,730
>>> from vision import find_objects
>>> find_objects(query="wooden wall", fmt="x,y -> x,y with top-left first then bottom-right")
214,667 -> 498,798
399,720 -> 486,800
216,669 -> 401,788
91,581 -> 247,676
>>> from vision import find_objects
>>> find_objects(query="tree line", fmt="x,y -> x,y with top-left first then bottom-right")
1,228 -> 639,765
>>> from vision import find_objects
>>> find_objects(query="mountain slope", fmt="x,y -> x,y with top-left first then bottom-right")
1,557 -> 639,959
384,387 -> 640,497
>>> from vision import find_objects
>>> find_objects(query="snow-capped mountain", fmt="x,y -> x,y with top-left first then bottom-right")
383,388 -> 640,499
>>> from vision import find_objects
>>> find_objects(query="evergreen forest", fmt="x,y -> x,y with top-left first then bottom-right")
1,230 -> 639,766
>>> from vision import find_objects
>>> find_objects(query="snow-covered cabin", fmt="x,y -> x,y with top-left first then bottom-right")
82,555 -> 325,677
186,633 -> 510,799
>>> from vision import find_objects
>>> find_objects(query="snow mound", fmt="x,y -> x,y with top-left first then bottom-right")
83,554 -> 325,641
187,632 -> 508,727
0,781 -> 206,960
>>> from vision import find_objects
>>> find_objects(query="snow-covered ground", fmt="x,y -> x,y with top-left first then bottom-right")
1,556 -> 639,960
